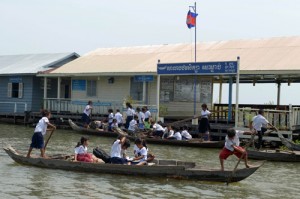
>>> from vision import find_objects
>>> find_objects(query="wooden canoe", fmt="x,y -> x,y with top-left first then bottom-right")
69,119 -> 225,148
247,149 -> 300,162
278,132 -> 300,151
4,146 -> 261,183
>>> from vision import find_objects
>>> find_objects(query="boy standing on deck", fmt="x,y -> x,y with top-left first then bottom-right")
219,128 -> 252,171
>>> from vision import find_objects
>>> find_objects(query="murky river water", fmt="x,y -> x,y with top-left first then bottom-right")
0,123 -> 299,199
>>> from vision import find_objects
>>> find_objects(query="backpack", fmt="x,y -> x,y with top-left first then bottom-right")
93,147 -> 111,163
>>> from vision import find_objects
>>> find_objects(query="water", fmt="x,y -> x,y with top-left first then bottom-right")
0,123 -> 299,199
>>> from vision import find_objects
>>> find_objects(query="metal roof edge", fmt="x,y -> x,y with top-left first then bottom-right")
40,52 -> 80,69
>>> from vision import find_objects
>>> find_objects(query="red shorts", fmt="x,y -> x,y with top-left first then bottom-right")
219,146 -> 246,160
77,153 -> 93,162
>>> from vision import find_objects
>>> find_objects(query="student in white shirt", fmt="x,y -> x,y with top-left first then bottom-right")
74,136 -> 104,163
108,109 -> 114,131
219,128 -> 253,171
27,110 -> 56,158
110,136 -> 131,165
110,119 -> 118,130
81,101 -> 93,127
114,109 -> 123,127
198,103 -> 211,141
181,125 -> 192,140
132,138 -> 147,165
143,106 -> 152,122
125,102 -> 134,129
151,120 -> 165,137
163,125 -> 174,139
128,115 -> 138,133
250,109 -> 276,149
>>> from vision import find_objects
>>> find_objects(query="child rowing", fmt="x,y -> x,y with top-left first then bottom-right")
219,128 -> 253,171
26,110 -> 56,158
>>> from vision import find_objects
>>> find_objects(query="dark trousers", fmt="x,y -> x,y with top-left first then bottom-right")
255,128 -> 267,149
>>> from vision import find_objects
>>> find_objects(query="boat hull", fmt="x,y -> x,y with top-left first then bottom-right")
4,146 -> 260,183
247,150 -> 300,162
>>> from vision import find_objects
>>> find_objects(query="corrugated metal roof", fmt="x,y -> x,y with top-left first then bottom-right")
48,36 -> 300,76
0,52 -> 79,75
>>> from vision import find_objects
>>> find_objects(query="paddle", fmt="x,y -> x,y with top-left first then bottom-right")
44,128 -> 55,151
226,131 -> 256,185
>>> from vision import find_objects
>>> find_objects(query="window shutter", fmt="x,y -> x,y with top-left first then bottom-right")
18,83 -> 23,98
7,83 -> 12,98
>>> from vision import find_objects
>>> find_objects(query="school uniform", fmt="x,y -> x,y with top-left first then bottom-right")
219,130 -> 246,160
114,112 -> 123,127
111,122 -> 118,129
110,139 -> 128,164
144,110 -> 151,122
181,130 -> 192,140
30,117 -> 49,149
172,131 -> 182,140
75,145 -> 93,162
81,105 -> 92,125
153,123 -> 164,137
138,112 -> 145,129
252,114 -> 269,149
108,112 -> 114,131
164,129 -> 174,139
133,146 -> 147,164
125,108 -> 134,129
198,110 -> 211,139
128,119 -> 137,132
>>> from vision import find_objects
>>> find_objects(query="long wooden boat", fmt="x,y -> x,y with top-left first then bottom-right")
4,146 -> 261,183
69,119 -> 225,148
247,149 -> 300,162
278,132 -> 300,151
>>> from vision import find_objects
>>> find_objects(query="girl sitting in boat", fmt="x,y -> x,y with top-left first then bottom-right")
163,125 -> 174,139
133,139 -> 155,163
128,115 -> 139,134
219,128 -> 252,171
132,138 -> 148,165
26,109 -> 56,158
110,119 -> 118,130
181,125 -> 192,140
110,135 -> 131,165
74,136 -> 104,163
151,120 -> 165,137
168,127 -> 182,140
198,103 -> 211,141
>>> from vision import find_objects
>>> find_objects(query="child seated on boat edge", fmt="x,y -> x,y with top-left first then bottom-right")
167,126 -> 182,140
181,125 -> 192,140
128,115 -> 139,135
74,136 -> 104,163
110,135 -> 131,165
219,128 -> 253,171
151,120 -> 165,138
132,138 -> 148,165
163,125 -> 174,139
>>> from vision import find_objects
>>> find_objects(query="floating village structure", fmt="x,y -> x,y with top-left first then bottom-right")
0,53 -> 79,114
1,37 -> 300,130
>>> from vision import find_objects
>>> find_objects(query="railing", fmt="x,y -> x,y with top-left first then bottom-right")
43,99 -> 157,118
0,102 -> 27,113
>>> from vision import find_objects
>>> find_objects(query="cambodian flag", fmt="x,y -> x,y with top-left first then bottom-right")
186,10 -> 198,29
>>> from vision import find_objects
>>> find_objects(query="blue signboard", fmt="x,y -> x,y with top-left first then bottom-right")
9,77 -> 22,83
157,61 -> 237,75
134,75 -> 154,82
72,80 -> 86,91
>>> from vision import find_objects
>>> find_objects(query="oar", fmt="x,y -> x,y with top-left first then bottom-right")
44,129 -> 55,151
226,131 -> 256,185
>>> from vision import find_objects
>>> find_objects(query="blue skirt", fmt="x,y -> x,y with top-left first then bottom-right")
30,132 -> 44,149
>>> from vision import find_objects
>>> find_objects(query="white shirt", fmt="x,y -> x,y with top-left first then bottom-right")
153,123 -> 164,131
145,110 -> 151,119
225,130 -> 242,151
173,131 -> 182,140
138,112 -> 145,123
83,105 -> 92,116
126,108 -> 134,116
181,130 -> 192,140
74,145 -> 87,155
128,119 -> 137,131
111,122 -> 118,129
252,114 -> 269,131
115,112 -> 123,124
34,117 -> 49,135
201,110 -> 211,118
111,139 -> 122,158
108,112 -> 114,123
135,146 -> 147,162
167,129 -> 174,138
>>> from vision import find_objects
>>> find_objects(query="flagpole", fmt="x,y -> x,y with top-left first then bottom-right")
193,1 -> 197,117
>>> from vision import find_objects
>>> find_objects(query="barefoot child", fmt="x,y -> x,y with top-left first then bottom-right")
74,136 -> 104,163
219,128 -> 252,171
27,110 -> 56,158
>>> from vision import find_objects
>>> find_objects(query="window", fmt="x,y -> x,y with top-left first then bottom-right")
87,80 -> 97,97
8,82 -> 23,98
130,77 -> 143,101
